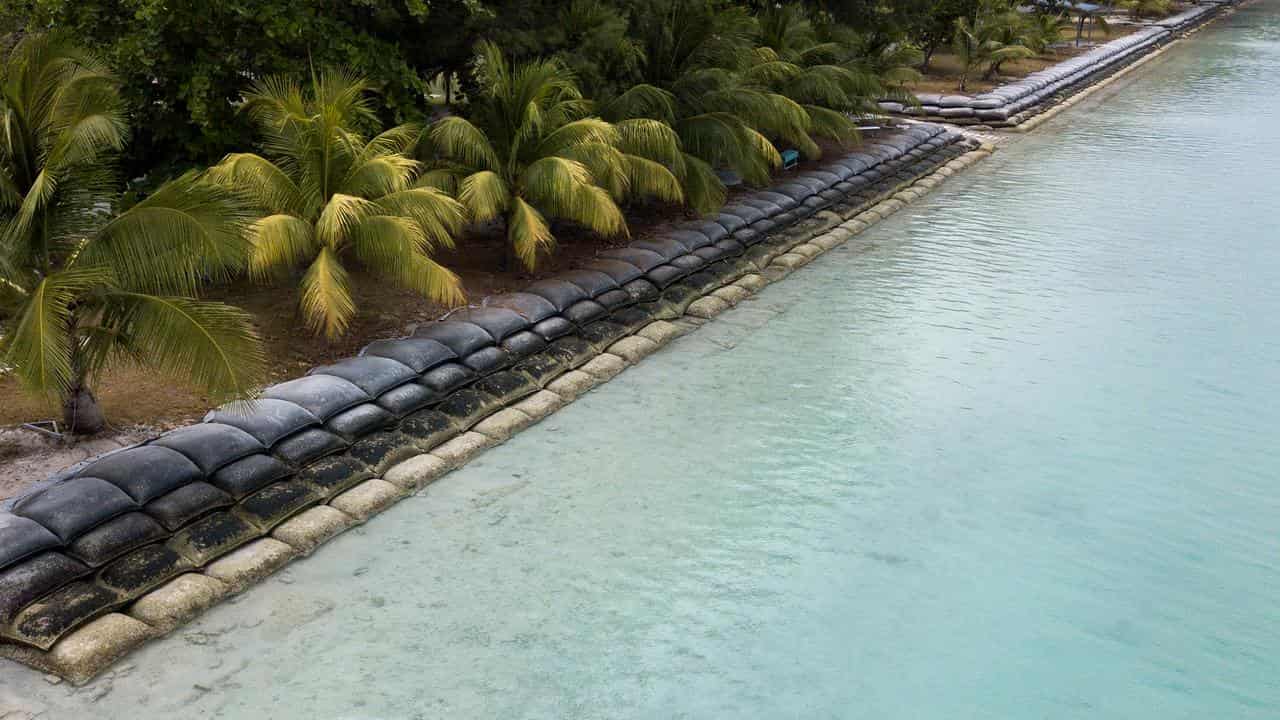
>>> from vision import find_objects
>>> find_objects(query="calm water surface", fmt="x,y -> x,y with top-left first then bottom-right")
4,5 -> 1279,717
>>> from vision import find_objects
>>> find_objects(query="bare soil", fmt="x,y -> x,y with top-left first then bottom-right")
912,21 -> 1145,95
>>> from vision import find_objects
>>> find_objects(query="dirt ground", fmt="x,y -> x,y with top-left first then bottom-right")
912,20 -> 1144,95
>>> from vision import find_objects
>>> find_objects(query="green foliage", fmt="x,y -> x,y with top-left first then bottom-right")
1,0 -> 482,177
1119,0 -> 1174,20
0,35 -> 264,429
951,0 -> 1038,90
206,70 -> 466,339
422,42 -> 682,270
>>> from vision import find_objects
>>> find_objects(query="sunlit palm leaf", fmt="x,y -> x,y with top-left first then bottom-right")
0,267 -> 110,397
457,171 -> 510,223
300,246 -> 355,339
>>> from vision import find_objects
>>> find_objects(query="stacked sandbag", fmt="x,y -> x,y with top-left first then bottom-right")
0,124 -> 967,671
880,1 -> 1233,126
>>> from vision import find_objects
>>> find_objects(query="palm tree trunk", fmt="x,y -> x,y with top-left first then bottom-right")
62,382 -> 106,435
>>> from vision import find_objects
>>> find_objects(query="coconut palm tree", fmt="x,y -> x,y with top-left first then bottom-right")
206,69 -> 467,340
420,41 -> 682,270
595,0 -> 847,214
952,4 -> 1036,91
0,35 -> 263,434
750,4 -> 919,129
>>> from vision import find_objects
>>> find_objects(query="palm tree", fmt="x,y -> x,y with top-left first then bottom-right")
750,4 -> 920,131
0,35 -> 263,434
420,41 -> 682,270
206,70 -> 466,340
595,0 -> 845,214
952,6 -> 1036,91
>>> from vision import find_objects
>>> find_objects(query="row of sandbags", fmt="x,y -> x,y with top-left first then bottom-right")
0,126 -> 969,654
879,1 -> 1233,125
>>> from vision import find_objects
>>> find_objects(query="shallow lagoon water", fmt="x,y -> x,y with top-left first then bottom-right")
4,5 -> 1280,717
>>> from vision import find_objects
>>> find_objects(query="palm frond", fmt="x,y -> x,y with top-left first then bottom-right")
245,214 -> 317,281
429,116 -> 500,172
106,292 -> 265,402
0,266 -> 111,396
457,171 -> 511,223
351,215 -> 463,304
299,246 -> 355,339
205,153 -> 305,215
375,187 -> 466,250
506,196 -> 555,270
315,193 -> 377,249
86,173 -> 254,294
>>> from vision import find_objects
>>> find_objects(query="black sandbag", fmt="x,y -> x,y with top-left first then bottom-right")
645,264 -> 688,289
209,454 -> 294,500
64,512 -> 167,568
749,218 -> 778,234
144,482 -> 234,532
12,580 -> 122,649
272,428 -> 349,466
631,237 -> 690,261
312,356 -> 418,396
524,279 -> 591,311
97,543 -> 189,597
167,511 -> 259,566
325,402 -> 396,440
735,198 -> 782,217
482,292 -> 559,323
373,382 -> 437,417
562,299 -> 609,326
12,477 -> 138,543
297,455 -> 374,497
682,220 -> 729,241
348,430 -> 416,471
76,446 -> 203,505
152,424 -> 266,475
721,203 -> 757,222
755,191 -> 799,211
262,375 -> 371,421
0,514 -> 62,572
772,210 -> 799,225
559,269 -> 621,297
446,307 -> 529,341
609,305 -> 654,332
667,249 -> 706,271
622,278 -> 661,303
818,163 -> 855,181
473,370 -> 539,405
594,288 -> 634,311
460,345 -> 511,374
412,321 -> 497,356
398,409 -> 458,448
546,335 -> 595,369
735,227 -> 766,246
436,388 -> 496,430
205,399 -> 321,448
499,329 -> 548,359
664,229 -> 714,251
819,188 -> 844,203
714,213 -> 747,233
531,316 -> 576,341
582,259 -> 645,285
801,170 -> 842,187
359,337 -> 456,374
598,247 -> 665,272
714,237 -> 746,256
692,245 -> 730,264
509,351 -> 569,387
0,552 -> 89,626
235,480 -> 322,530
771,184 -> 813,203
578,320 -> 630,351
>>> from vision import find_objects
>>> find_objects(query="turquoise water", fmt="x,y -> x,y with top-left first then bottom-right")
4,5 -> 1280,717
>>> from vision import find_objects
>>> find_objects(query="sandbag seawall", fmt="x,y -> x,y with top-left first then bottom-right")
880,1 -> 1237,127
0,124 -> 984,684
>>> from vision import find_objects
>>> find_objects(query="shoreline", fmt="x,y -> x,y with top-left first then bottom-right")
0,0 -> 1246,685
